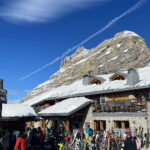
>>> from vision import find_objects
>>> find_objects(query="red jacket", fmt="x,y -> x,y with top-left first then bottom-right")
14,137 -> 27,150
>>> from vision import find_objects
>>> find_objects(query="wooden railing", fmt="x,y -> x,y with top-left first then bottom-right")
93,99 -> 147,113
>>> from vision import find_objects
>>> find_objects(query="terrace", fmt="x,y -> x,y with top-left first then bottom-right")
93,99 -> 147,113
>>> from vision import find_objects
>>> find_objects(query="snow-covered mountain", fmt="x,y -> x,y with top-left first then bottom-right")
22,31 -> 150,102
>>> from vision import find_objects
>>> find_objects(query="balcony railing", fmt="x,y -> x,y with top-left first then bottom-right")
93,99 -> 147,113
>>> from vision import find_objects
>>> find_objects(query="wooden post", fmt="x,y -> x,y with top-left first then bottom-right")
62,120 -> 70,132
43,120 -> 47,131
29,122 -> 32,127
40,120 -> 43,129
142,93 -> 146,103
45,120 -> 50,129
32,121 -> 34,127
66,120 -> 70,132
50,120 -> 53,128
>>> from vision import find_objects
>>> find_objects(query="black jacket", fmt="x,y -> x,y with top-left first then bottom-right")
124,137 -> 137,150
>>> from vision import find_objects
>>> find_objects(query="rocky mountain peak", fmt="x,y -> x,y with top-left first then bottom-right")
72,46 -> 87,56
22,31 -> 150,102
61,46 -> 88,68
114,30 -> 139,38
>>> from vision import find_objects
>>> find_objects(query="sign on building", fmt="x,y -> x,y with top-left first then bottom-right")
0,79 -> 7,118
0,89 -> 7,103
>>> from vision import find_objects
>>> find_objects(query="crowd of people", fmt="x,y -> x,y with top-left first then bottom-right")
0,125 -> 150,150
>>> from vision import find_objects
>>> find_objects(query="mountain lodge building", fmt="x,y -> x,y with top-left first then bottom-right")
24,66 -> 150,133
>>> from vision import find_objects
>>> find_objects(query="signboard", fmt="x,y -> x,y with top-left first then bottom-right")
106,100 -> 131,107
0,91 -> 7,103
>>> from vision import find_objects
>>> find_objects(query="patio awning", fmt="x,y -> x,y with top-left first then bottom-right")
38,97 -> 92,117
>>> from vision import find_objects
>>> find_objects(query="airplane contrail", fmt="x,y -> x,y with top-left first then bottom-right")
19,0 -> 147,81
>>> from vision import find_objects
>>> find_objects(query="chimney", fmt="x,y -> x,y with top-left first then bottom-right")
0,79 -> 3,89
83,71 -> 94,85
127,68 -> 139,86
88,70 -> 93,77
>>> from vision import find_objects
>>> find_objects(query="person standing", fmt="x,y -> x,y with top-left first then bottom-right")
14,132 -> 27,150
124,133 -> 137,150
85,125 -> 90,136
2,129 -> 10,150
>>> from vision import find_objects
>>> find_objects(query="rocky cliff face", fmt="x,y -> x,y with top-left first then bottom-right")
22,31 -> 150,102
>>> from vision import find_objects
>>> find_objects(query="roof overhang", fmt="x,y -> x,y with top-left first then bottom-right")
38,97 -> 92,117
2,104 -> 37,118
30,84 -> 150,107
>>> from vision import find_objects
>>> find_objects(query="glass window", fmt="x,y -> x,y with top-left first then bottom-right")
137,93 -> 142,102
144,92 -> 150,101
96,97 -> 100,105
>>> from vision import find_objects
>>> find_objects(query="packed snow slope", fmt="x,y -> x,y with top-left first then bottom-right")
22,31 -> 150,102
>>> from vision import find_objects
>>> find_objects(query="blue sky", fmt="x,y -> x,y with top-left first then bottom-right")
0,0 -> 149,103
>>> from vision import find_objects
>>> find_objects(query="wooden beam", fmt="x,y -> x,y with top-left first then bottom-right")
44,120 -> 46,131
40,120 -> 43,129
45,120 -> 50,129
66,120 -> 70,132
32,121 -> 34,127
50,120 -> 53,128
62,120 -> 70,132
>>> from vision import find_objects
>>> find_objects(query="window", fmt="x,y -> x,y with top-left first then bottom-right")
137,93 -> 142,102
90,78 -> 101,85
144,92 -> 150,101
110,73 -> 126,81
96,97 -> 100,105
114,121 -> 129,129
94,121 -> 100,130
94,120 -> 106,130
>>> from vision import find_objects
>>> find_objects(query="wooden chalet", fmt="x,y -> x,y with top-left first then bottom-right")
1,104 -> 37,131
24,67 -> 150,133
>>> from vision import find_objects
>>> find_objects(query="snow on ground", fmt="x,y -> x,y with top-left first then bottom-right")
123,48 -> 129,53
107,56 -> 118,62
2,104 -> 37,117
99,64 -> 103,68
113,31 -> 139,41
37,80 -> 51,88
117,43 -> 121,48
121,31 -> 139,37
105,48 -> 112,55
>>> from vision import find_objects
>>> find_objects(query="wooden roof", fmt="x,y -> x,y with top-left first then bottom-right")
90,77 -> 105,85
109,73 -> 127,81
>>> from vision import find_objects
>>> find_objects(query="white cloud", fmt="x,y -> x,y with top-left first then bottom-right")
7,99 -> 20,104
7,89 -> 18,95
0,0 -> 110,23
18,0 -> 147,81
24,89 -> 30,93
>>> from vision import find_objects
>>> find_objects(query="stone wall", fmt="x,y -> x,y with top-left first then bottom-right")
93,116 -> 147,134
83,105 -> 148,134
147,102 -> 150,129
83,105 -> 94,129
